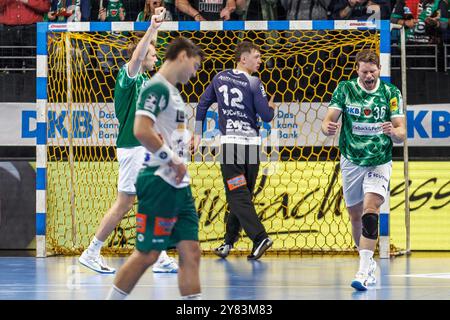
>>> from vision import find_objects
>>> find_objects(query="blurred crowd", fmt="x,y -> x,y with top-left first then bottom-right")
0,0 -> 449,44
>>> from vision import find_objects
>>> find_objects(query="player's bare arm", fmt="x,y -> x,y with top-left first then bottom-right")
134,115 -> 186,184
127,7 -> 165,77
382,117 -> 406,144
321,108 -> 341,136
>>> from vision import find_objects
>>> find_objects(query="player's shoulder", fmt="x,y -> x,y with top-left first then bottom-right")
140,76 -> 170,96
380,80 -> 401,95
335,78 -> 354,90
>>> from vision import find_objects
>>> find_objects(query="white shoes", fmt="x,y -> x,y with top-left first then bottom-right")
152,252 -> 178,273
79,250 -> 116,274
367,258 -> 377,285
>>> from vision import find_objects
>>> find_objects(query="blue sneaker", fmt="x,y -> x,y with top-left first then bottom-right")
351,272 -> 368,291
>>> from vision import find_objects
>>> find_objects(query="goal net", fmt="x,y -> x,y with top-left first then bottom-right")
36,20 -> 397,256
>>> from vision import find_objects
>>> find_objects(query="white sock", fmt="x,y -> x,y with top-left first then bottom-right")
358,249 -> 374,274
106,285 -> 128,300
181,293 -> 202,300
87,236 -> 104,256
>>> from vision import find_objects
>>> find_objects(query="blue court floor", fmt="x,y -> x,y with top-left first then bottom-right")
1,252 -> 450,300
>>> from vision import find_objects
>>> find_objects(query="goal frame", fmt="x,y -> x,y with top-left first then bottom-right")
35,19 -> 393,258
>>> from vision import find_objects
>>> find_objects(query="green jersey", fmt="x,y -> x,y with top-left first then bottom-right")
114,63 -> 149,148
106,0 -> 125,21
136,73 -> 190,188
329,78 -> 404,166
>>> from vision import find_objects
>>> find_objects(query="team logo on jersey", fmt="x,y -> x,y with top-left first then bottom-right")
144,94 -> 158,112
390,97 -> 398,112
363,107 -> 372,117
346,106 -> 361,116
154,217 -> 177,236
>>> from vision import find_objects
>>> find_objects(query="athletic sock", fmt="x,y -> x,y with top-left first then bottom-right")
181,293 -> 202,300
106,285 -> 128,300
358,249 -> 374,274
87,236 -> 104,256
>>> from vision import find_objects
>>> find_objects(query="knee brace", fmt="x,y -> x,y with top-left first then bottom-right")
362,213 -> 379,240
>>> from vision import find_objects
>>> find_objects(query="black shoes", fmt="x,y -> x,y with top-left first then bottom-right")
247,238 -> 273,260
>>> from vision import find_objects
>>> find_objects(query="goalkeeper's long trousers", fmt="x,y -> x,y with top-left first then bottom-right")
219,143 -> 268,245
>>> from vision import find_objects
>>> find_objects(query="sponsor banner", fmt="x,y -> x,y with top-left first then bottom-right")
193,161 -> 450,251
1,102 -> 449,146
42,160 -> 450,251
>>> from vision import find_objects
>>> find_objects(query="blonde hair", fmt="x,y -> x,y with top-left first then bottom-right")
355,50 -> 380,68
143,0 -> 165,21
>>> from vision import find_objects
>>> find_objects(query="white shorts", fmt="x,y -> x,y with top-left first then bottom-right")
117,146 -> 146,194
340,156 -> 392,207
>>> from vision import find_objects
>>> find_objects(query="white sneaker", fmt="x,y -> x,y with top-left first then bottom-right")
351,272 -> 368,291
152,255 -> 178,273
367,258 -> 377,285
78,250 -> 116,274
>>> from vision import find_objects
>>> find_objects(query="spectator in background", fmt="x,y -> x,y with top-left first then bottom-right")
332,0 -> 381,20
0,0 -> 50,25
281,0 -> 331,20
391,0 -> 419,39
393,0 -> 448,43
0,0 -> 50,69
45,0 -> 91,22
137,0 -> 173,21
99,0 -> 125,21
175,0 -> 243,21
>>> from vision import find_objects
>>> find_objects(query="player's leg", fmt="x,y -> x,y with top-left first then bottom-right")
79,191 -> 135,273
79,147 -> 141,273
177,240 -> 201,299
245,145 -> 272,260
172,187 -> 201,299
347,201 -> 364,248
106,167 -> 179,299
219,157 -> 270,260
356,162 -> 392,288
106,249 -> 160,299
214,144 -> 242,258
341,156 -> 370,290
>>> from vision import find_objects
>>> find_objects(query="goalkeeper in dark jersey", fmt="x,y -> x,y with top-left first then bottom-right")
195,41 -> 276,260
321,50 -> 406,291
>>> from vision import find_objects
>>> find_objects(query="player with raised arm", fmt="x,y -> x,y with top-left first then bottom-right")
321,50 -> 406,291
195,41 -> 275,260
106,37 -> 204,300
79,8 -> 178,274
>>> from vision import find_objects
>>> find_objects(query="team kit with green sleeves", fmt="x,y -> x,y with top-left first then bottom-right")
134,73 -> 199,252
114,63 -> 149,194
329,77 -> 405,207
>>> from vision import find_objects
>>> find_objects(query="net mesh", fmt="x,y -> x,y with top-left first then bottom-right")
45,28 -> 381,255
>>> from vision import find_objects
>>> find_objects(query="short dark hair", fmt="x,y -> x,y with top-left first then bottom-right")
234,41 -> 260,62
164,37 -> 204,61
355,49 -> 380,68
127,38 -> 156,59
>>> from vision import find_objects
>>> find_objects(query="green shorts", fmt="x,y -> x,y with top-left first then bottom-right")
135,167 -> 199,252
